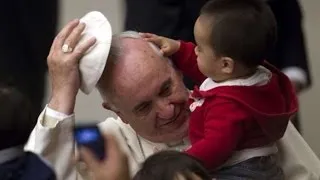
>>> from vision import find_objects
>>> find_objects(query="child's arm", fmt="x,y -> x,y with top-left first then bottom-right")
141,33 -> 206,85
140,33 -> 181,56
172,41 -> 207,85
186,99 -> 245,169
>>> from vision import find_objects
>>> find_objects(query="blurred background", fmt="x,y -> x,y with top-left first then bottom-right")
3,0 -> 319,156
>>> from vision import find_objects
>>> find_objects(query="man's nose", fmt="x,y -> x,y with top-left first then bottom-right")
156,100 -> 175,120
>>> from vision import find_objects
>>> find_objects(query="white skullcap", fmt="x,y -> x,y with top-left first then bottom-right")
78,11 -> 112,94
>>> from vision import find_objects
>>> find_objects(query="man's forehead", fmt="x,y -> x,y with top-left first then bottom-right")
114,57 -> 169,92
120,38 -> 153,52
115,38 -> 166,75
111,38 -> 172,104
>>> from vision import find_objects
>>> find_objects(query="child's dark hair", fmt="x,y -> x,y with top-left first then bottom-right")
133,150 -> 211,180
200,0 -> 277,67
0,83 -> 35,150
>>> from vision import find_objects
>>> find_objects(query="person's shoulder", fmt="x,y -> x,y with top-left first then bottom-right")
99,116 -> 121,128
97,116 -> 136,145
97,116 -> 143,176
18,152 -> 56,180
98,116 -> 132,132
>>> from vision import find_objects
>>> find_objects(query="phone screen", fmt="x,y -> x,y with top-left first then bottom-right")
74,125 -> 105,160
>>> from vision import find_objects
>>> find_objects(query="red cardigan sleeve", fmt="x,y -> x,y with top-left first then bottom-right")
172,41 -> 207,85
186,98 -> 246,169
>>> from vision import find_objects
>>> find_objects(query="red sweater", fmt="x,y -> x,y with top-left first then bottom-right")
172,42 -> 298,169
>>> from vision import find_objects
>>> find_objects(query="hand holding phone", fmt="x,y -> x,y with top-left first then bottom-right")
79,133 -> 130,180
74,124 -> 105,160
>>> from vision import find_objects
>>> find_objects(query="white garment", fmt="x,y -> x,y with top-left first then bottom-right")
25,107 -> 320,180
25,107 -> 189,180
78,11 -> 112,95
199,66 -> 272,91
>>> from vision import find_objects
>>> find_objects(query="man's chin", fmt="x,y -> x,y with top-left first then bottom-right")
143,114 -> 189,143
160,120 -> 189,143
171,112 -> 189,140
146,126 -> 188,144
151,133 -> 188,144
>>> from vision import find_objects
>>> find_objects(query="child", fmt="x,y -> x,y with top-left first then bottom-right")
133,150 -> 211,180
0,83 -> 56,180
141,0 -> 298,178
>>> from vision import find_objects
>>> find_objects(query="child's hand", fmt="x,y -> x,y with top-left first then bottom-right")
140,33 -> 180,56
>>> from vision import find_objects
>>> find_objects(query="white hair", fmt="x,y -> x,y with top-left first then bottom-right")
112,31 -> 165,59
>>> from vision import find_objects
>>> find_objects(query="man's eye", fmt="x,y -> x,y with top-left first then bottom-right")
159,86 -> 172,97
138,102 -> 152,114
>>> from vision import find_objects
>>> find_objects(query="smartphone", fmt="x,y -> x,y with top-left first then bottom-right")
74,124 -> 106,160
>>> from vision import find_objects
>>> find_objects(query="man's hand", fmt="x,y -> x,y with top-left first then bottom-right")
140,33 -> 180,56
79,134 -> 130,180
47,19 -> 96,114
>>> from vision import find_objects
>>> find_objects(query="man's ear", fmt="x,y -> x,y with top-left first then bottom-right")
221,57 -> 234,74
102,102 -> 129,124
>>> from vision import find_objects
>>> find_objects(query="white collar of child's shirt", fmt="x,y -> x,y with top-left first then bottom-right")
199,66 -> 272,91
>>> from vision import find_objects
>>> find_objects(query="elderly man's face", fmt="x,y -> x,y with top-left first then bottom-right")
103,38 -> 190,143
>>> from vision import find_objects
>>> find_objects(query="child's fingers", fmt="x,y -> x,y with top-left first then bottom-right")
159,49 -> 165,56
143,37 -> 163,46
139,32 -> 156,38
139,32 -> 164,46
161,45 -> 173,56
